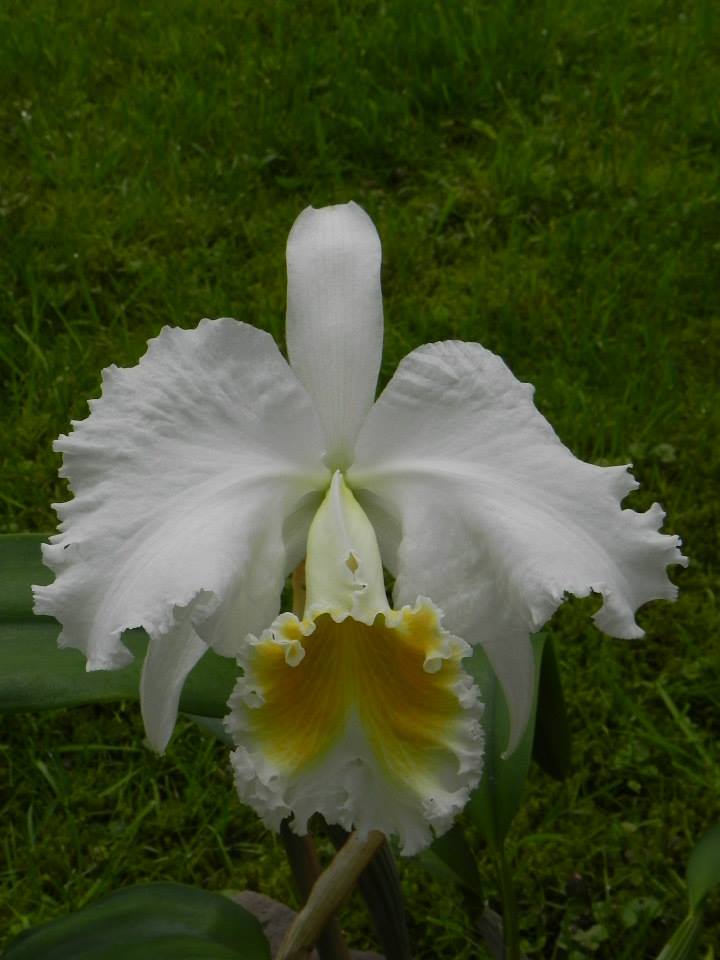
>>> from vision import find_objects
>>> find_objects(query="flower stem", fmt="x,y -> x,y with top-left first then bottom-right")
497,848 -> 521,960
276,830 -> 385,960
279,820 -> 351,960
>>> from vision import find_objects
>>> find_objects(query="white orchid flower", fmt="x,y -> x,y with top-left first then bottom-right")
34,202 -> 686,854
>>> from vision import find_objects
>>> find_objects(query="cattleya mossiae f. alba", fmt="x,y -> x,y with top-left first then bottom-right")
34,202 -> 686,854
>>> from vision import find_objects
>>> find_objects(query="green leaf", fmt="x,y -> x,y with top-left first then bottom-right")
0,622 -> 236,717
532,634 -> 572,780
466,633 -> 546,850
420,822 -> 484,902
0,534 -> 236,717
0,533 -> 53,620
687,823 -> 720,911
653,826 -> 720,960
22,939 -> 249,960
655,911 -> 704,960
3,882 -> 270,960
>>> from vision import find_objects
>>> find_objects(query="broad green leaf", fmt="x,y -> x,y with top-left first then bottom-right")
2,619 -> 143,711
687,823 -> 720,911
466,633 -> 546,850
0,622 -> 237,716
23,938 -> 249,960
3,882 -> 270,960
0,533 -> 53,620
655,911 -> 704,960
420,822 -> 484,901
0,534 -> 235,717
532,634 -> 572,780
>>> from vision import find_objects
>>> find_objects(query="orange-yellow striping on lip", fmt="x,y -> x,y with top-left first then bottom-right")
245,605 -> 466,784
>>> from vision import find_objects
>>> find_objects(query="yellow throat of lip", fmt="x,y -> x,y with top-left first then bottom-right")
246,603 -> 469,782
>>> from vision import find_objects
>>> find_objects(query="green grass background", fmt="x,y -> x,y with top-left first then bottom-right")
1,0 -> 718,956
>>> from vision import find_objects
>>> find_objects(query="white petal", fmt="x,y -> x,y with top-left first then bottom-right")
141,614 -> 208,752
33,319 -> 328,746
286,202 -> 383,470
349,340 -> 687,752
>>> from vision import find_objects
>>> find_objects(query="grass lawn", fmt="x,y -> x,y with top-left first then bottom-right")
1,0 -> 718,956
